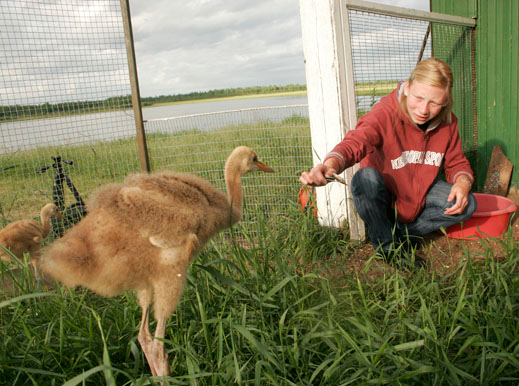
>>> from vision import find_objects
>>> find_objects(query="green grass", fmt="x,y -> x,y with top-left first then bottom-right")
1,207 -> 519,385
1,113 -> 519,385
355,81 -> 398,96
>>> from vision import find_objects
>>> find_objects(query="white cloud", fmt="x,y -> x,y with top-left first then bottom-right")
130,0 -> 309,96
130,0 -> 429,96
0,0 -> 430,102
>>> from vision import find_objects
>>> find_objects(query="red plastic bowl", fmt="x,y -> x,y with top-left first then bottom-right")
445,193 -> 518,239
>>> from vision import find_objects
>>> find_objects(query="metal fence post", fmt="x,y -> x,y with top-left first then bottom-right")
120,0 -> 150,173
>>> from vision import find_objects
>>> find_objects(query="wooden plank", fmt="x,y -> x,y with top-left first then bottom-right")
482,145 -> 514,196
299,0 -> 346,229
299,0 -> 365,240
120,0 -> 150,172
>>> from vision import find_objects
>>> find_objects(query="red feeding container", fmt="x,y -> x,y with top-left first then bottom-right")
297,185 -> 318,217
445,193 -> 518,239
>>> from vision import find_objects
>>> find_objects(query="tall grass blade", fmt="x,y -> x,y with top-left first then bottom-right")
195,263 -> 250,296
232,324 -> 279,369
61,365 -> 115,386
393,339 -> 425,351
93,310 -> 116,386
0,292 -> 57,308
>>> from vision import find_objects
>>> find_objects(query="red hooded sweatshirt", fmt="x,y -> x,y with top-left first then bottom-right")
325,85 -> 474,223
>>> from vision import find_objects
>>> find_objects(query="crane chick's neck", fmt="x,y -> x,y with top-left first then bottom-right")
224,161 -> 244,219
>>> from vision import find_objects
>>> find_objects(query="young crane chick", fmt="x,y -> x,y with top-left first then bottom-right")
38,146 -> 274,378
0,203 -> 61,264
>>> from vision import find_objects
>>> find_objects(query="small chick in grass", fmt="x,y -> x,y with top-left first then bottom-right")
38,146 -> 274,378
0,203 -> 61,269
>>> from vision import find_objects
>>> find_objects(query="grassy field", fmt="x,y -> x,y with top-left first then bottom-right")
1,207 -> 519,385
354,81 -> 398,97
1,112 -> 519,385
0,115 -> 312,226
2,142 -> 519,384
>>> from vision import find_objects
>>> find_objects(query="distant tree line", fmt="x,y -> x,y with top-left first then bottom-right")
140,84 -> 306,106
0,84 -> 307,121
0,96 -> 133,121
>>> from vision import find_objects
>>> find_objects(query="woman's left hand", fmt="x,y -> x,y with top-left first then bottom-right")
444,179 -> 471,215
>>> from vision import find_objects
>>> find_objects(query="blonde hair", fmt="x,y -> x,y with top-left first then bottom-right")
400,57 -> 454,124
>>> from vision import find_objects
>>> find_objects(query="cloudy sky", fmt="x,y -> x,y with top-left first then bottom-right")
0,0 -> 430,104
130,0 -> 430,97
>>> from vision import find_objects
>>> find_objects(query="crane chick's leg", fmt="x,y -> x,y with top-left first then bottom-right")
148,234 -> 198,377
136,289 -> 162,377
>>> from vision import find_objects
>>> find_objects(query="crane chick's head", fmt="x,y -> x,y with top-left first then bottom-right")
42,203 -> 63,218
227,146 -> 274,175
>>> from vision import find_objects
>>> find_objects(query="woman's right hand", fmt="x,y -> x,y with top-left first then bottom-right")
299,162 -> 338,187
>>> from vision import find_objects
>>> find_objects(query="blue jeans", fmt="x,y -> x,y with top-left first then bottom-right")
351,167 -> 477,254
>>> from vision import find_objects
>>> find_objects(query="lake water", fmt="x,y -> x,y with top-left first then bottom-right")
142,95 -> 308,120
0,94 -> 378,154
0,95 -> 309,154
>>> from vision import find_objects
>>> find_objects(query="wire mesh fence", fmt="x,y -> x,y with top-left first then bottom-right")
0,0 -> 476,238
144,105 -> 312,227
0,1 -> 312,234
0,0 -> 140,228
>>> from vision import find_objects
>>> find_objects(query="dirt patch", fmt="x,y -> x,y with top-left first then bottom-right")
342,192 -> 519,279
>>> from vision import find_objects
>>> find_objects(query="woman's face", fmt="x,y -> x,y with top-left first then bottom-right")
404,80 -> 448,124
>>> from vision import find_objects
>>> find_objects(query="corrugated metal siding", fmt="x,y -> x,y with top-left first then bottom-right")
476,0 -> 519,188
430,0 -> 476,19
432,0 -> 519,188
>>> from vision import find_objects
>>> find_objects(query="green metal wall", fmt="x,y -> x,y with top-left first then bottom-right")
431,0 -> 519,189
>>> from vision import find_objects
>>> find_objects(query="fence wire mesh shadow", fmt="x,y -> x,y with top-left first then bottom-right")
144,105 -> 312,232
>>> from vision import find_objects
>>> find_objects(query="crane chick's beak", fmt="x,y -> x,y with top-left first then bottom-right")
256,161 -> 274,173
